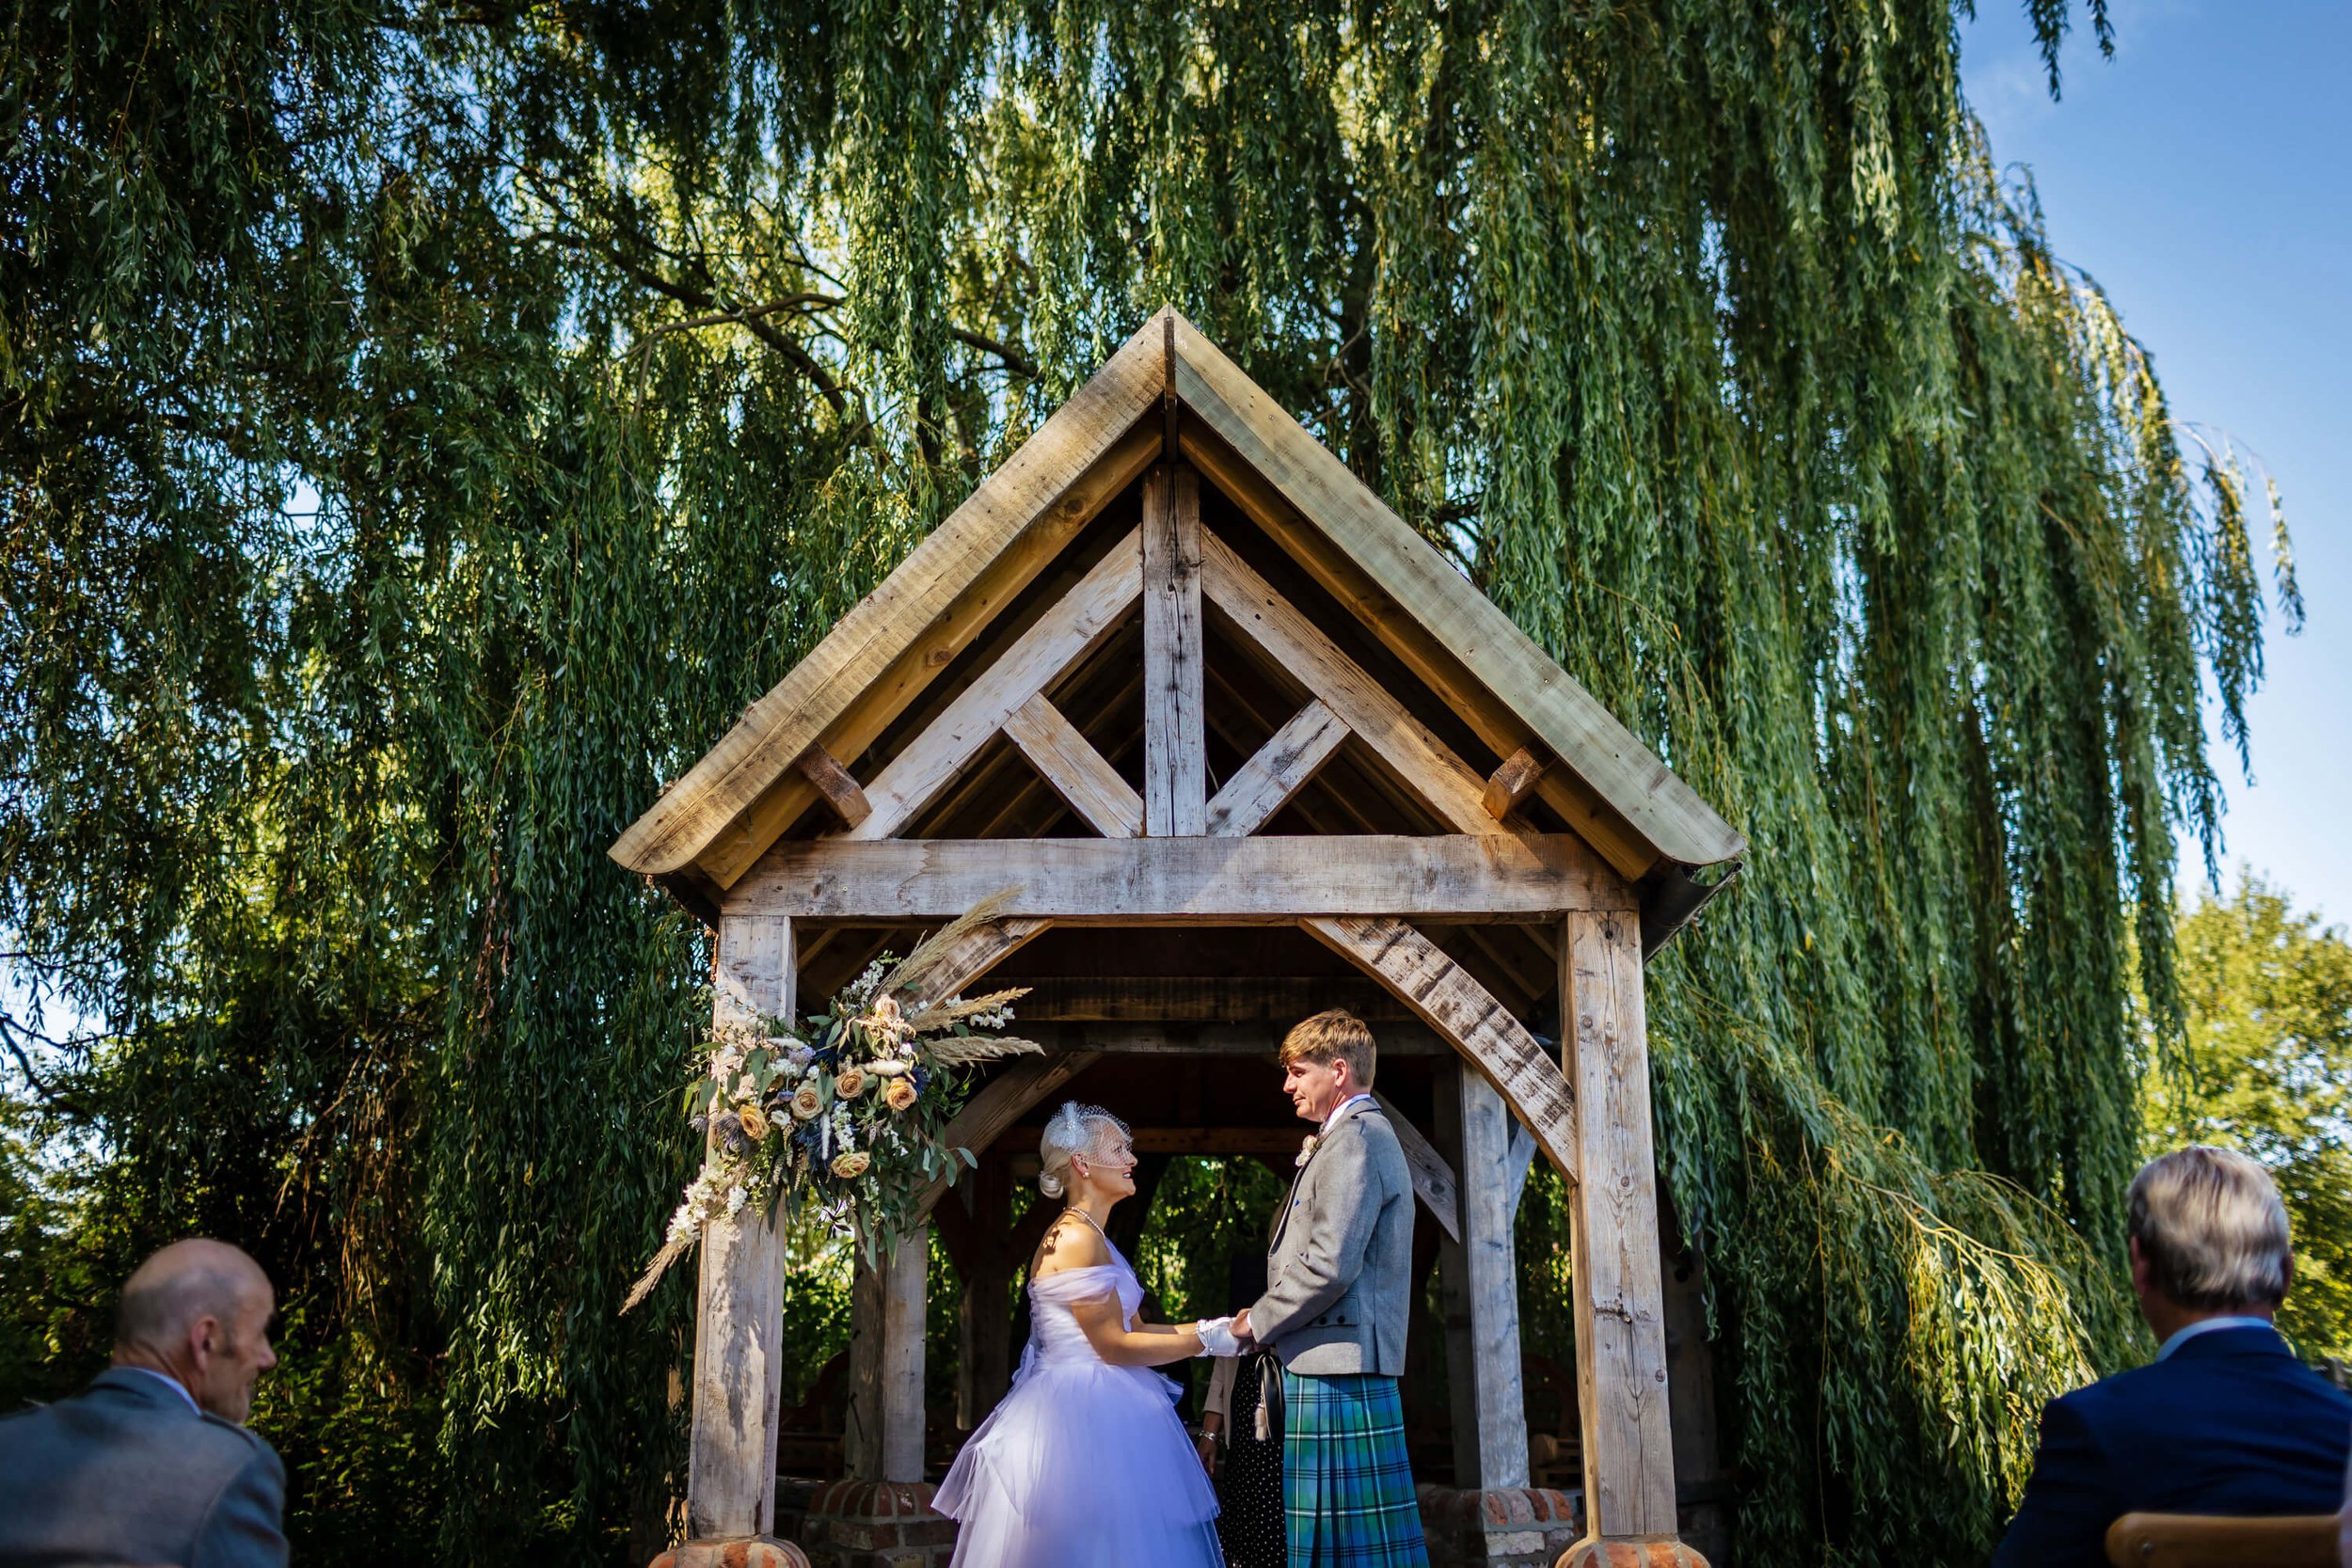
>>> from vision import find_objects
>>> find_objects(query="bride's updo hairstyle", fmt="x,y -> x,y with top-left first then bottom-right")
1037,1101 -> 1131,1199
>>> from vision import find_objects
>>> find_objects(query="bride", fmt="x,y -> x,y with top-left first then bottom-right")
934,1101 -> 1238,1567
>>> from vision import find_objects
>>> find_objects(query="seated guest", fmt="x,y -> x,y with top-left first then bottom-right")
1994,1148 -> 2352,1566
0,1237 -> 287,1568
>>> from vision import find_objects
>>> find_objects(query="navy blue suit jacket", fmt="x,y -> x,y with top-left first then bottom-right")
0,1367 -> 289,1568
1992,1324 -> 2352,1567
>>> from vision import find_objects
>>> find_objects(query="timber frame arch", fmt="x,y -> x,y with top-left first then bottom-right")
615,309 -> 1744,1568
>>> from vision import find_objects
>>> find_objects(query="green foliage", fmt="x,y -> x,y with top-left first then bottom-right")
0,0 -> 2299,1564
2143,875 -> 2352,1363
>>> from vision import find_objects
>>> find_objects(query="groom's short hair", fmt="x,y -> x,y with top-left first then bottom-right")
1281,1009 -> 1376,1088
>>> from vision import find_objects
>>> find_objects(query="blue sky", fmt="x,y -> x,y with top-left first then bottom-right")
1961,0 -> 2352,925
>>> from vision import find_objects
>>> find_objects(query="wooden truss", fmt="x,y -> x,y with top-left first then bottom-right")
620,309 -> 1742,1560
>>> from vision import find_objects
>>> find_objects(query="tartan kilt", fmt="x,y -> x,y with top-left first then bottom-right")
1278,1370 -> 1430,1568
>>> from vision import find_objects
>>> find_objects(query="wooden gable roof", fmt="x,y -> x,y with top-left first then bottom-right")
611,308 -> 1744,947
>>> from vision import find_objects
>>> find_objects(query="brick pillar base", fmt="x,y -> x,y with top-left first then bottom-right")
1416,1485 -> 1584,1568
1554,1538 -> 1712,1568
800,1480 -> 957,1568
650,1540 -> 810,1568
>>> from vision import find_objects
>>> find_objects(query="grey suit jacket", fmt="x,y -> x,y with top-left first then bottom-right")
0,1367 -> 289,1568
1248,1099 -> 1414,1377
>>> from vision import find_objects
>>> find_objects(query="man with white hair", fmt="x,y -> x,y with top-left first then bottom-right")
0,1236 -> 287,1567
1994,1147 -> 2352,1565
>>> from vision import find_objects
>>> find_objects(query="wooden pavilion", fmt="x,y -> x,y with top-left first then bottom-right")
613,309 -> 1746,1568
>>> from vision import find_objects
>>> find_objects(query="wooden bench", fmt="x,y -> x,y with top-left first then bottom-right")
2104,1511 -> 2342,1567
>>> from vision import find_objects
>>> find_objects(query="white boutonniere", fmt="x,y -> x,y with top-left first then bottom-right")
1295,1133 -> 1319,1168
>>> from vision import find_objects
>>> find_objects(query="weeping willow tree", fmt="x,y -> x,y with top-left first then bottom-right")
2,0 -> 2301,1562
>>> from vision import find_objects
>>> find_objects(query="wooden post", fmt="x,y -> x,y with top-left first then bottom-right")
956,1158 -> 1014,1429
1142,464 -> 1206,835
846,1226 -> 929,1483
1434,1060 -> 1532,1491
1560,910 -> 1680,1542
684,914 -> 793,1541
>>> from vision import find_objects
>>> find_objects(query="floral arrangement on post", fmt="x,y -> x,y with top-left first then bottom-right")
624,900 -> 1041,1310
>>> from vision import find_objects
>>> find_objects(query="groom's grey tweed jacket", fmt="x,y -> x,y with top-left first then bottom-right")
1248,1100 -> 1413,1377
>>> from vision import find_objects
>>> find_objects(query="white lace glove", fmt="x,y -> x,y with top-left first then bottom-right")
1194,1316 -> 1242,1357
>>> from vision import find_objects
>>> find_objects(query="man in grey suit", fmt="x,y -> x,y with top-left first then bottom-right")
0,1237 -> 288,1568
1235,1009 -> 1430,1568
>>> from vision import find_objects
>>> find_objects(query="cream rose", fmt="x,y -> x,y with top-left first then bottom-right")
830,1150 -> 871,1179
739,1103 -> 771,1141
883,1077 -> 919,1113
834,1066 -> 870,1100
790,1085 -> 823,1121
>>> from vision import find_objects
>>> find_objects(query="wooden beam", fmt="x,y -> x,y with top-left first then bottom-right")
729,833 -> 1621,923
1010,978 -> 1421,1025
1504,1115 -> 1538,1215
1171,312 -> 1744,873
900,917 -> 1054,1009
846,1226 -> 928,1482
1204,664 -> 1556,1011
1483,746 -> 1549,823
1561,909 -> 1678,1538
1021,1021 -> 1454,1056
1002,692 -> 1143,838
1128,1126 -> 1317,1156
695,417 -> 1155,886
1203,698 -> 1348,837
1301,915 -> 1580,1187
1372,1090 -> 1462,1245
612,313 -> 1167,881
1142,465 -> 1208,835
1434,1060 -> 1531,1489
915,1052 -> 1104,1218
1200,529 -> 1512,841
1183,411 -> 1659,883
793,743 -> 872,830
685,914 -> 793,1539
955,1158 -> 1015,1428
850,529 -> 1142,841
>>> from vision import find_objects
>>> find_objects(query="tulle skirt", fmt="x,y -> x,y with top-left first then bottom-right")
935,1355 -> 1224,1568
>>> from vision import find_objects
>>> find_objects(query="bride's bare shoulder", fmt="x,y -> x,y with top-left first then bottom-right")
1030,1214 -> 1111,1277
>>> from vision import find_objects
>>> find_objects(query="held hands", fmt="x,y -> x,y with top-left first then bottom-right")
1193,1316 -> 1243,1357
1232,1307 -> 1254,1348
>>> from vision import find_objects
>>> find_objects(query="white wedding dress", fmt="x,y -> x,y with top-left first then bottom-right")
934,1241 -> 1225,1567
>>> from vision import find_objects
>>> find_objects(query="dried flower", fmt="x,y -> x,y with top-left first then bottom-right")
868,1057 -> 911,1076
834,1066 -> 870,1100
883,1077 -> 918,1112
790,1085 -> 823,1121
831,1150 -> 871,1179
1295,1133 -> 1319,1168
739,1103 -> 771,1141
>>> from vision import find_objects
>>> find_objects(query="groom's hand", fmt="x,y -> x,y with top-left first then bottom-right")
1232,1307 -> 1254,1347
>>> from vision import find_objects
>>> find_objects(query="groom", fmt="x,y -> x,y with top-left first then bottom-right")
1234,1009 -> 1429,1568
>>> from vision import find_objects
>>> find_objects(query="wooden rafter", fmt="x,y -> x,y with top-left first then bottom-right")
849,529 -> 1142,841
1002,692 -> 1142,838
727,833 -> 1620,923
1200,661 -> 1553,1012
1302,914 -> 1581,1186
1203,697 -> 1347,837
1170,312 -> 1744,876
611,313 -> 1165,882
1372,1090 -> 1462,1244
1201,529 -> 1513,841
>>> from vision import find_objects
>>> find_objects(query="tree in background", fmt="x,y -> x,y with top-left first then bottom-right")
0,0 -> 2304,1563
2145,875 -> 2352,1364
